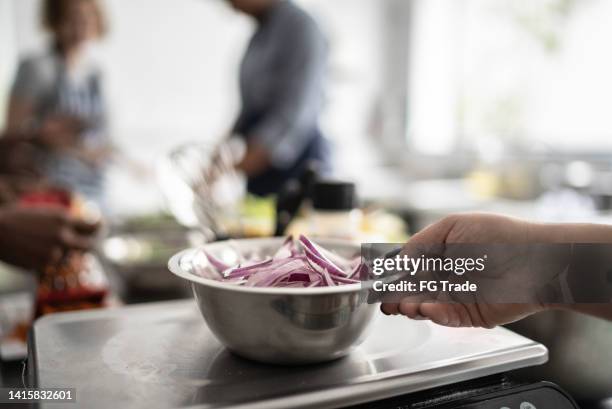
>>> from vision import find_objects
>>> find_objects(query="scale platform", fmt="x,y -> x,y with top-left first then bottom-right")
28,300 -> 547,409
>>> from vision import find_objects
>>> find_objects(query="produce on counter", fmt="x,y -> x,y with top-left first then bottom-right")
20,189 -> 109,318
2,190 -> 109,349
193,235 -> 365,287
35,252 -> 109,317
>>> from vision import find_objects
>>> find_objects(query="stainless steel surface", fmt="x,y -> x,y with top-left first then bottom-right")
29,300 -> 548,409
168,238 -> 378,365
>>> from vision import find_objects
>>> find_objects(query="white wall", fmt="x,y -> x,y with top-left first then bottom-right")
299,0 -> 387,178
408,0 -> 612,154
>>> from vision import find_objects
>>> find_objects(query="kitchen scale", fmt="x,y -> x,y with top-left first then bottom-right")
27,300 -> 578,408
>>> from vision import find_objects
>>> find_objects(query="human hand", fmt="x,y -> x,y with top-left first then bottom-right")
380,214 -> 550,328
236,142 -> 270,177
0,178 -> 15,205
38,115 -> 85,149
0,137 -> 41,177
0,207 -> 99,273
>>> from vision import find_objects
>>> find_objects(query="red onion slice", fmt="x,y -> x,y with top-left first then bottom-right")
195,236 -> 361,288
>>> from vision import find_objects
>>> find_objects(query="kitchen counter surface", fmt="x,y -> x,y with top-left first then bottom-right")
28,300 -> 547,409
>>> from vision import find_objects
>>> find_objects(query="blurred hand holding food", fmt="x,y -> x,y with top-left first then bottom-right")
0,206 -> 98,273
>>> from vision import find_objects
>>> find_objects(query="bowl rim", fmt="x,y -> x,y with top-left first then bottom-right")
167,237 -> 370,295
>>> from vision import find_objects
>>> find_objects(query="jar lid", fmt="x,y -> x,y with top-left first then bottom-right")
311,180 -> 357,211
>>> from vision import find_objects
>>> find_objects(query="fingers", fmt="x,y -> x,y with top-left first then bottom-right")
418,304 -> 465,327
0,207 -> 99,273
398,216 -> 459,284
387,216 -> 479,327
35,215 -> 96,269
70,217 -> 100,235
58,216 -> 99,251
59,226 -> 94,251
381,301 -> 441,321
381,301 -> 448,323
383,300 -> 487,328
397,302 -> 427,320
38,210 -> 98,251
408,215 -> 458,245
380,303 -> 399,315
6,234 -> 65,273
39,116 -> 83,149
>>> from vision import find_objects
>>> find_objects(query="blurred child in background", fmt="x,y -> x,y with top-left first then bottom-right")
6,0 -> 113,208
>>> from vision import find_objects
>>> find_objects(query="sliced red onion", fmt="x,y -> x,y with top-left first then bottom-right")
318,246 -> 354,272
196,236 -> 361,288
202,250 -> 230,273
192,263 -> 222,280
300,235 -> 352,277
332,275 -> 360,284
302,246 -> 348,277
303,246 -> 348,278
279,282 -> 307,288
273,235 -> 298,259
349,262 -> 367,279
320,267 -> 336,286
246,259 -> 310,287
225,258 -> 273,278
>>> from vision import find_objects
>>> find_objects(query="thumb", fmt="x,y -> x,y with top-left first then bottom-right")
400,302 -> 484,328
409,215 -> 458,245
387,216 -> 460,305
400,215 -> 458,267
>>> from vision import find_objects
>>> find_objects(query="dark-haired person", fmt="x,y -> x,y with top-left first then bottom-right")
6,0 -> 112,207
227,0 -> 330,196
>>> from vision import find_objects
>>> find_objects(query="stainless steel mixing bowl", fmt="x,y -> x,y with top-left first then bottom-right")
168,237 -> 377,365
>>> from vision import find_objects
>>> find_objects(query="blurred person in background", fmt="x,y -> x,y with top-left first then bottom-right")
0,133 -> 99,273
227,0 -> 330,196
5,0 -> 112,208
